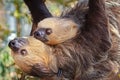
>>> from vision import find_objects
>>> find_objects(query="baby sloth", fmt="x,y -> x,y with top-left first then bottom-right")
34,18 -> 79,45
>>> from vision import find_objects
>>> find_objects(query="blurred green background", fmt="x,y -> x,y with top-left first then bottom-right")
0,0 -> 76,80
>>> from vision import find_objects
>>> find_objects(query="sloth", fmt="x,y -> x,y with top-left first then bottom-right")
8,0 -> 120,80
34,18 -> 79,45
8,36 -> 119,80
33,0 -> 120,46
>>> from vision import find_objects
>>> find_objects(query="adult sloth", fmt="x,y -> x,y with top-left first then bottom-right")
8,0 -> 120,80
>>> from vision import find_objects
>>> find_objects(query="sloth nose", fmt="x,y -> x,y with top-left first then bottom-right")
34,28 -> 52,38
34,28 -> 52,41
8,38 -> 26,52
34,30 -> 46,39
34,31 -> 42,38
34,30 -> 49,42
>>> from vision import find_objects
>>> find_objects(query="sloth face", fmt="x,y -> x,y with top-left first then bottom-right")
8,37 -> 58,78
34,17 -> 79,45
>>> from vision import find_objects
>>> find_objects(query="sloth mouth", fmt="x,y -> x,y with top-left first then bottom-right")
8,38 -> 28,52
36,36 -> 48,42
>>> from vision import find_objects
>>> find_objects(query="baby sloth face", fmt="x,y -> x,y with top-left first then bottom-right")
8,37 -> 58,78
34,17 -> 79,45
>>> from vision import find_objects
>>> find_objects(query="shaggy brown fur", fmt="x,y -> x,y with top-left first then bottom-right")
9,0 -> 120,80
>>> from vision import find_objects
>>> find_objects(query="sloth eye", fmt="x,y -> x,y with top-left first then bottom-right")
20,49 -> 27,56
46,28 -> 52,35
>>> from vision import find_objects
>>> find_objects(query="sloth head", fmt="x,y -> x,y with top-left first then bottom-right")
34,17 -> 79,45
8,37 -> 58,78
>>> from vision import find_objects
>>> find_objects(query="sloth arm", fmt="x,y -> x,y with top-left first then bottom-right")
81,0 -> 111,52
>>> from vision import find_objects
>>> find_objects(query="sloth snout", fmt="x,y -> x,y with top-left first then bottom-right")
34,29 -> 49,42
8,38 -> 27,52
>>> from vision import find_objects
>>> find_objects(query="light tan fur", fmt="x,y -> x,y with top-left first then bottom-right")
36,18 -> 79,45
11,37 -> 58,75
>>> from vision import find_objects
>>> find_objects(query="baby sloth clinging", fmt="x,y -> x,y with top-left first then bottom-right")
34,18 -> 79,45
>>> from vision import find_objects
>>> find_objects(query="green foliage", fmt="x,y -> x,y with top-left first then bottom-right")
0,47 -> 17,80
